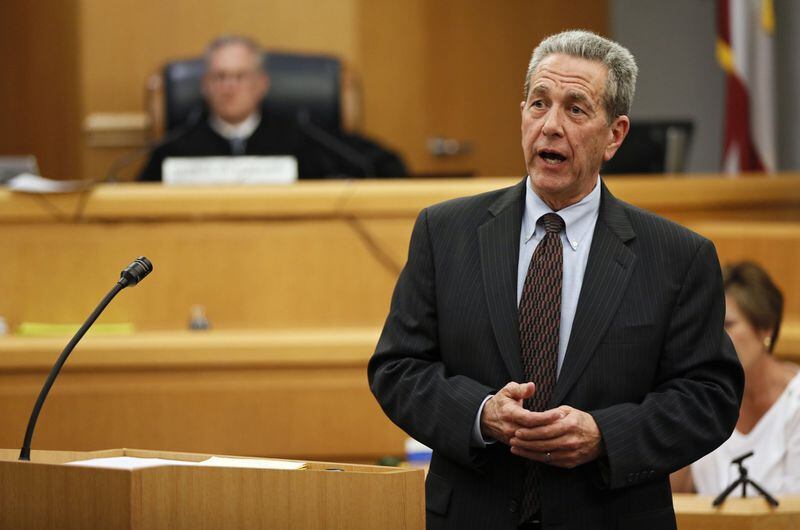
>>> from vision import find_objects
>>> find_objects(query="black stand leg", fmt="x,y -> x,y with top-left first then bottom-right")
711,451 -> 780,508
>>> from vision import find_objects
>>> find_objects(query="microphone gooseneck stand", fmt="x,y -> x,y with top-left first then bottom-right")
18,257 -> 153,461
712,450 -> 779,507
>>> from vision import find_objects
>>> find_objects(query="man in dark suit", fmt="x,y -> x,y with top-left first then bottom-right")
368,30 -> 744,529
139,35 -> 406,181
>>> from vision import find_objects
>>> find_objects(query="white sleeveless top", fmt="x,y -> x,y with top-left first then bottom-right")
691,371 -> 800,496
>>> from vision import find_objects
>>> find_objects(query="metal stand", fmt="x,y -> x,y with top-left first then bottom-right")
712,451 -> 779,507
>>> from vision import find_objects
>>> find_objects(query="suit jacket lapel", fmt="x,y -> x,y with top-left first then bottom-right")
551,183 -> 637,406
479,179 -> 526,382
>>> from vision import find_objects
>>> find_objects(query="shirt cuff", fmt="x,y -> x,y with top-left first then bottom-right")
471,394 -> 497,447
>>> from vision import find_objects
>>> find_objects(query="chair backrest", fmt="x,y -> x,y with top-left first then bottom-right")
602,120 -> 694,174
162,51 -> 342,133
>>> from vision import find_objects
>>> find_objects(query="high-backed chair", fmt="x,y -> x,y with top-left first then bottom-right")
602,120 -> 694,174
146,51 -> 361,140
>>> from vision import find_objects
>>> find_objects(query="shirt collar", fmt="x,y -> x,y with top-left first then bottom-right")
522,175 -> 601,251
209,112 -> 261,140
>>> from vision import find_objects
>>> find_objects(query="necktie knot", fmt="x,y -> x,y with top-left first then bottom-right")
230,137 -> 247,156
540,213 -> 565,234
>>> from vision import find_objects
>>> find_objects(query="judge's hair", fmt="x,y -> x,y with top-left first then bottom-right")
205,34 -> 265,70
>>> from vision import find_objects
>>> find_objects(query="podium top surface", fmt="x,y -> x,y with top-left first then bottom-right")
0,447 -> 417,475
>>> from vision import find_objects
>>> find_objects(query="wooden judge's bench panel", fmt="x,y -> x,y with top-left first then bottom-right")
0,175 -> 799,461
0,330 -> 393,463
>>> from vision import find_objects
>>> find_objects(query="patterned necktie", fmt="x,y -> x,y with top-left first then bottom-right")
518,212 -> 564,521
230,137 -> 247,156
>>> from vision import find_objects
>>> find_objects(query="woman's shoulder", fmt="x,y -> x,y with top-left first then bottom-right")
782,363 -> 800,386
781,367 -> 800,417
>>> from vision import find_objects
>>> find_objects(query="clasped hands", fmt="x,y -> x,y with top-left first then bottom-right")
480,381 -> 603,468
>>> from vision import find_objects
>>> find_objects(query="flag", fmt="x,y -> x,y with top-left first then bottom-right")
717,0 -> 777,173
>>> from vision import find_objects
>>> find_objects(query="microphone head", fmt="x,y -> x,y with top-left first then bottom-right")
119,256 -> 153,287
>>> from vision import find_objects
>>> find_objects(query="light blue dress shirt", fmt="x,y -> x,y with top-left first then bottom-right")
517,175 -> 601,376
472,175 -> 602,446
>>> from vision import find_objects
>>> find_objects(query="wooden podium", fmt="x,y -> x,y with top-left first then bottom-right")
0,448 -> 424,529
674,493 -> 800,529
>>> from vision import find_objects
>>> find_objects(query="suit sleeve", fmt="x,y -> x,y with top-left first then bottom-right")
368,208 -> 495,470
590,238 -> 744,489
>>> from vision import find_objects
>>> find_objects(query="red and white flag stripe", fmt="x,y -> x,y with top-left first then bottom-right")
717,0 -> 777,173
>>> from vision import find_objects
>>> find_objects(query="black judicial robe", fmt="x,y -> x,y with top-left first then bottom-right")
138,113 -> 406,181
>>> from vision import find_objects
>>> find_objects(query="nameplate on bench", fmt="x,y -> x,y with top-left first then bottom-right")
163,156 -> 298,185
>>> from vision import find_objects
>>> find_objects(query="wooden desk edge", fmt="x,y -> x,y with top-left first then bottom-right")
673,493 -> 800,514
1,324 -> 799,369
2,175 -> 799,222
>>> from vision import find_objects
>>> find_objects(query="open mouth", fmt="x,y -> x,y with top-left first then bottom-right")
538,149 -> 567,165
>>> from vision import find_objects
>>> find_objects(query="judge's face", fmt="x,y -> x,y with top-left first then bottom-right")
203,43 -> 268,125
520,53 -> 629,210
724,294 -> 772,370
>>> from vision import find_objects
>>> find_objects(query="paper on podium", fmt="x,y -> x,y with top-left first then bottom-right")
199,456 -> 306,470
66,456 -> 306,470
6,173 -> 91,194
65,457 -> 198,470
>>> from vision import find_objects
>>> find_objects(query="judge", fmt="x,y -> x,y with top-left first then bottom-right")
138,35 -> 396,181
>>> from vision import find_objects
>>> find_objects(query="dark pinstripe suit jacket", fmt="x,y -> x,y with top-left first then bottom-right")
368,179 -> 744,530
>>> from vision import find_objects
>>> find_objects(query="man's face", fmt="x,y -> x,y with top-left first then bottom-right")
202,43 -> 269,125
520,53 -> 629,210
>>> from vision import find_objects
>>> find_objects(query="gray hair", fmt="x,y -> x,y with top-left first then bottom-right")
205,34 -> 265,70
523,30 -> 638,122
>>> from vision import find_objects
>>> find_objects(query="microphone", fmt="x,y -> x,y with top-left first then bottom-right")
295,109 -> 375,178
19,257 -> 154,461
119,256 -> 154,287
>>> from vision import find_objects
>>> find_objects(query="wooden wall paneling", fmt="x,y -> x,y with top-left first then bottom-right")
419,0 -> 609,176
78,0 -> 357,111
355,0 -> 431,176
357,0 -> 608,176
0,1 -> 82,179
